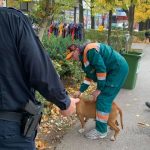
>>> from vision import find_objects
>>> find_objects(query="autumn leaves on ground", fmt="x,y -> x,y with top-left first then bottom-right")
35,106 -> 77,150
35,85 -> 77,150
35,82 -> 96,150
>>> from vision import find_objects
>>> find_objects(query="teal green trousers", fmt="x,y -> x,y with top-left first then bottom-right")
96,57 -> 129,134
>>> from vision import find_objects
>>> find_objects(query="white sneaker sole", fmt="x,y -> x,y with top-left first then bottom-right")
85,133 -> 107,140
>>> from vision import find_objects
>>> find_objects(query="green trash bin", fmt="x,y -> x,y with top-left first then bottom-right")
121,51 -> 143,89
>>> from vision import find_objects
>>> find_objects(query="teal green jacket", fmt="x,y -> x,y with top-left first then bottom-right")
79,43 -> 125,92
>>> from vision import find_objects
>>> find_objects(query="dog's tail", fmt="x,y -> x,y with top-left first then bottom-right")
117,105 -> 123,129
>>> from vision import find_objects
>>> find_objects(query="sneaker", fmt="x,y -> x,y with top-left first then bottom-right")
145,102 -> 150,108
85,129 -> 107,140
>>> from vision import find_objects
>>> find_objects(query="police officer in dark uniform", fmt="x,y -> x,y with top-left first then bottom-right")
0,7 -> 79,149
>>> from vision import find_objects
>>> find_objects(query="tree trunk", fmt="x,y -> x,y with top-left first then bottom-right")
128,2 -> 135,50
79,0 -> 84,24
146,19 -> 150,30
79,0 -> 84,39
107,10 -> 112,45
45,0 -> 50,13
91,0 -> 95,29
38,20 -> 48,41
74,7 -> 77,23
50,0 -> 55,23
128,4 -> 135,36
39,0 -> 55,40
91,15 -> 95,29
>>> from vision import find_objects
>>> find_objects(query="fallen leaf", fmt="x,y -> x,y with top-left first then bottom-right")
126,104 -> 131,106
42,115 -> 49,122
36,139 -> 48,149
137,122 -> 150,128
145,123 -> 150,127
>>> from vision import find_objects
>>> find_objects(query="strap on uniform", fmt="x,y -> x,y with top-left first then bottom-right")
0,111 -> 23,123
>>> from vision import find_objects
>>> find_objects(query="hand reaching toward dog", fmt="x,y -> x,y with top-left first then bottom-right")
92,90 -> 101,101
60,97 -> 80,116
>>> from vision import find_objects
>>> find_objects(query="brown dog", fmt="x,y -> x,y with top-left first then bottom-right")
76,95 -> 123,141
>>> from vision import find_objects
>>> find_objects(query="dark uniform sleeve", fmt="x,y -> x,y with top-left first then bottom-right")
17,15 -> 70,110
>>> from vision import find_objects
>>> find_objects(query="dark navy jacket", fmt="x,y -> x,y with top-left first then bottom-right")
0,7 -> 70,112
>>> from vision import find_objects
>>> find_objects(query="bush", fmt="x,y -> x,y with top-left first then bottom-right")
85,29 -> 126,51
85,29 -> 107,42
109,34 -> 126,51
41,29 -> 146,83
85,29 -> 148,50
42,34 -> 84,83
42,34 -> 83,60
133,31 -> 145,41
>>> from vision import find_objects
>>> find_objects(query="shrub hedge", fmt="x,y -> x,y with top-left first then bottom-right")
41,29 -> 146,81
42,34 -> 84,82
85,29 -> 146,51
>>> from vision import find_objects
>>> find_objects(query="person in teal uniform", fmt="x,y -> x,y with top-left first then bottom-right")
66,42 -> 129,140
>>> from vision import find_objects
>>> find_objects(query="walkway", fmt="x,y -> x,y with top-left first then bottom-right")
56,43 -> 150,150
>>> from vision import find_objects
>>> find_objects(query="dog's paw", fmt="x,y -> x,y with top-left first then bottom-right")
110,136 -> 116,141
78,128 -> 85,133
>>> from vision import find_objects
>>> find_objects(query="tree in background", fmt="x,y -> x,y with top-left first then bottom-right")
30,0 -> 76,24
84,0 -> 95,29
29,0 -> 77,40
93,0 -> 118,45
79,0 -> 84,24
121,0 -> 149,50
135,2 -> 150,30
90,0 -> 95,29
6,0 -> 20,9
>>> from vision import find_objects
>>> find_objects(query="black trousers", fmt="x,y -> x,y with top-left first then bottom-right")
0,120 -> 36,150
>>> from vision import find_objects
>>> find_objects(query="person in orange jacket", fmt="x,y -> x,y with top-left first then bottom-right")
59,23 -> 64,37
48,22 -> 54,37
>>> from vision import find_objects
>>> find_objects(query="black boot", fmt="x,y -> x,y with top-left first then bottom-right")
145,102 -> 150,108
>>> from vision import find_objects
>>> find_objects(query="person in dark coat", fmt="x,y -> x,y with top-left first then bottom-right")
0,7 -> 79,149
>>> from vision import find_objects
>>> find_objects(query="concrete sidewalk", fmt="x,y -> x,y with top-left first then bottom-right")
56,43 -> 150,150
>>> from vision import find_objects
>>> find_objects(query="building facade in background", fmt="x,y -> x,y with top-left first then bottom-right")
5,0 -> 129,30
64,7 -> 128,30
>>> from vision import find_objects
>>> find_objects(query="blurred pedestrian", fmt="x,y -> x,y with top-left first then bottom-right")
48,22 -> 54,37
